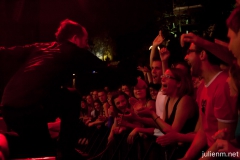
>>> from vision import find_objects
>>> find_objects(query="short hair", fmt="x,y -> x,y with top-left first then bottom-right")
55,19 -> 85,42
227,6 -> 240,34
111,91 -> 129,114
168,68 -> 194,97
194,45 -> 227,66
97,89 -> 107,95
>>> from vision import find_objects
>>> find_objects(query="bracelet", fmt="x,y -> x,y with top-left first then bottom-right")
154,116 -> 160,122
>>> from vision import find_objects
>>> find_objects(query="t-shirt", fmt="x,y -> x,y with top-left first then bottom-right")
197,71 -> 237,146
154,90 -> 166,137
155,91 -> 166,119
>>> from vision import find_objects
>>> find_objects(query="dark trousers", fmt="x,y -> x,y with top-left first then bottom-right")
2,87 -> 80,159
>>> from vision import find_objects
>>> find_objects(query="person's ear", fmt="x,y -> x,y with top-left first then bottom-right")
199,50 -> 207,61
72,34 -> 78,41
68,34 -> 78,44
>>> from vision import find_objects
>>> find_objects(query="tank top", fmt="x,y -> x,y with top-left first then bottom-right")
164,97 -> 198,134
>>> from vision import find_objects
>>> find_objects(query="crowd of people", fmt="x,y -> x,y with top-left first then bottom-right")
1,4 -> 240,160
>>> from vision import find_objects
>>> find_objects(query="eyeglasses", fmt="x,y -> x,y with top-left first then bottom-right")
161,74 -> 177,80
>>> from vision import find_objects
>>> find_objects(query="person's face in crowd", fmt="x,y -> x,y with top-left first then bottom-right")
81,101 -> 87,109
86,95 -> 93,104
104,86 -> 109,92
107,93 -> 113,106
133,79 -> 147,99
121,85 -> 131,96
76,27 -> 89,49
149,87 -> 158,100
94,102 -> 101,111
227,72 -> 238,97
184,43 -> 202,77
227,28 -> 240,61
114,95 -> 128,112
98,91 -> 107,103
92,90 -> 98,101
151,61 -> 162,84
161,69 -> 180,96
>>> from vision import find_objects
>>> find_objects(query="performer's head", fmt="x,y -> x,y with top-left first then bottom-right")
55,19 -> 89,49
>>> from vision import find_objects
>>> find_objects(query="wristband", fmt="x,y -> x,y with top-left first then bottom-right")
154,116 -> 160,122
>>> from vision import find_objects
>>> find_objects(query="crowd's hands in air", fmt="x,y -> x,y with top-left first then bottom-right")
152,30 -> 165,47
137,66 -> 150,73
180,32 -> 204,47
159,47 -> 170,61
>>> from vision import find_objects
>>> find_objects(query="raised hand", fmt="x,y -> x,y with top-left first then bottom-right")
159,47 -> 170,61
137,66 -> 150,73
180,32 -> 203,47
152,30 -> 165,47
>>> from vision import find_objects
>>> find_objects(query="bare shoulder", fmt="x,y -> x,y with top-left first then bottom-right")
178,95 -> 196,108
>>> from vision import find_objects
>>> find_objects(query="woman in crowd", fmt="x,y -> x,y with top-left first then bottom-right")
148,82 -> 160,100
131,78 -> 155,113
127,68 -> 198,159
107,91 -> 142,143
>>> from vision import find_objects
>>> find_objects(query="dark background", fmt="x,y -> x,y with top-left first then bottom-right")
0,0 -> 236,95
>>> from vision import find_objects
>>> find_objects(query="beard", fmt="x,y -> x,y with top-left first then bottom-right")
191,63 -> 202,77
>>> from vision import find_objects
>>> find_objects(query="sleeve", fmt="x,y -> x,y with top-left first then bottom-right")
153,128 -> 164,137
214,81 -> 237,122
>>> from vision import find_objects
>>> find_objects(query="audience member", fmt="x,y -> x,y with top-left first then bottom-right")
179,33 -> 238,159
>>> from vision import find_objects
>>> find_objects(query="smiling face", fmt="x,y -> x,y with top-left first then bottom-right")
149,87 -> 158,100
86,95 -> 93,104
151,60 -> 162,84
184,43 -> 202,77
133,78 -> 147,99
113,95 -> 128,112
98,91 -> 107,103
92,90 -> 98,101
161,69 -> 180,96
81,101 -> 87,109
121,85 -> 131,96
